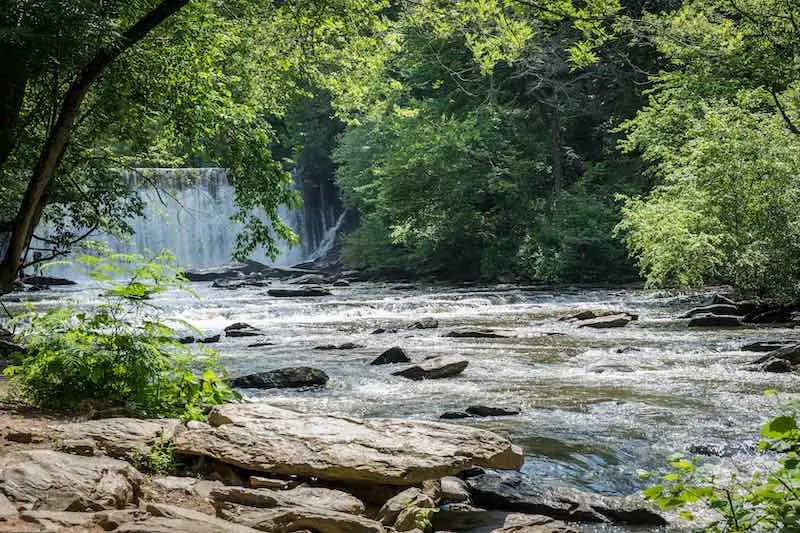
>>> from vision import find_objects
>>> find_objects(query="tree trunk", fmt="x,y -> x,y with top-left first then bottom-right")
0,0 -> 191,293
0,52 -> 29,169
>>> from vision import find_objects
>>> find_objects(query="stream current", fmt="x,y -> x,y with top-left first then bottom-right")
19,281 -> 800,513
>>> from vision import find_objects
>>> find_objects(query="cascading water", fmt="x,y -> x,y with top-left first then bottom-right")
66,168 -> 344,267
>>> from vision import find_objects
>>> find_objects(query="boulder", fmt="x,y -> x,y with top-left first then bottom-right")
440,412 -> 474,420
372,328 -> 399,335
377,487 -> 435,525
132,503 -> 261,533
176,403 -> 524,486
267,287 -> 331,297
288,274 -> 330,285
54,418 -> 181,460
391,356 -> 468,380
22,275 -> 76,287
212,278 -> 270,290
227,367 -> 329,389
687,314 -> 741,328
184,261 -> 315,282
0,492 -> 17,520
431,503 -> 501,531
211,486 -> 365,515
214,501 -> 384,533
560,310 -> 616,322
680,304 -> 742,318
0,450 -> 142,511
490,513 -> 580,533
741,341 -> 792,352
315,342 -> 364,351
466,470 -> 666,525
408,318 -> 439,330
443,329 -> 509,339
225,322 -> 263,338
577,314 -> 632,329
465,406 -> 521,417
371,346 -> 411,365
441,477 -> 471,503
19,509 -> 148,531
200,334 -> 221,344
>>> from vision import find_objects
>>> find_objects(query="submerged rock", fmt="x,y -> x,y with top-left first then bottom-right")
408,317 -> 439,330
176,403 -> 524,485
267,287 -> 331,297
227,367 -> 329,389
443,329 -> 509,339
687,314 -> 741,328
391,356 -> 468,380
466,470 -> 666,526
371,346 -> 411,365
0,450 -> 142,511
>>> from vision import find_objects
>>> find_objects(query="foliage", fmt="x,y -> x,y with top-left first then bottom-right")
3,244 -> 238,420
617,0 -> 800,296
131,436 -> 177,475
643,400 -> 800,531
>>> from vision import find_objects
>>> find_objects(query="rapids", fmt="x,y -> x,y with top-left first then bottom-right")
22,281 -> 800,507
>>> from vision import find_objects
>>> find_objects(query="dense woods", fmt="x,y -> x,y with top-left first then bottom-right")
2,0 -> 800,295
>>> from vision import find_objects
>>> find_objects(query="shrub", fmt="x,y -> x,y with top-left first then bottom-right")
3,243 -> 238,420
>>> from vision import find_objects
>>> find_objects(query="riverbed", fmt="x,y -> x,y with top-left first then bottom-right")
11,281 -> 800,521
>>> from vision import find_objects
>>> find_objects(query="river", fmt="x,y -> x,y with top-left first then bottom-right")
11,280 -> 800,527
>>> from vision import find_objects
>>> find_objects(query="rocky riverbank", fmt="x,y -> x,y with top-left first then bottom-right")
0,398 -> 666,533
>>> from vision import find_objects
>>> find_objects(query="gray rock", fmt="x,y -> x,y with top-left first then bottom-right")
177,403 -> 524,486
687,314 -> 741,328
741,341 -> 792,352
225,322 -> 263,337
377,487 -> 434,525
680,304 -> 742,318
214,501 -> 383,532
408,318 -> 439,330
137,503 -> 261,533
466,470 -> 666,525
227,367 -> 329,389
267,287 -> 331,297
465,406 -> 521,417
441,477 -> 470,503
371,346 -> 411,365
440,412 -> 474,420
577,314 -> 632,329
211,485 -> 366,515
315,342 -> 364,351
491,513 -> 580,533
55,418 -> 181,460
443,329 -> 508,339
333,279 -> 351,287
391,356 -> 468,380
288,274 -> 329,285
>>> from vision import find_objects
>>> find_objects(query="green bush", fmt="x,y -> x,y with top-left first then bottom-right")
643,397 -> 800,531
3,244 -> 238,420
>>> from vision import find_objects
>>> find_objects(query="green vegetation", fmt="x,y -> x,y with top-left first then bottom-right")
3,245 -> 238,420
643,399 -> 800,531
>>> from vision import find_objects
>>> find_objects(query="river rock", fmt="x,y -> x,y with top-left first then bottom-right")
391,356 -> 468,380
0,450 -> 142,511
176,403 -> 524,485
466,470 -> 666,525
225,322 -> 263,337
408,318 -> 439,330
741,341 -> 792,352
560,310 -> 616,322
214,500 -> 384,533
200,334 -> 220,343
371,346 -> 411,365
711,294 -> 737,306
54,417 -> 181,460
227,367 -> 329,389
440,412 -> 474,420
211,486 -> 366,515
212,278 -> 271,290
22,275 -> 76,287
250,476 -> 293,490
372,328 -> 399,334
333,279 -> 351,287
314,342 -> 364,351
134,503 -> 262,533
748,344 -> 800,371
441,477 -> 471,503
288,274 -> 329,285
687,314 -> 741,328
577,314 -> 632,329
268,287 -> 331,297
490,513 -> 580,533
248,341 -> 276,348
680,304 -> 742,318
465,406 -> 521,417
377,487 -> 435,525
443,329 -> 509,339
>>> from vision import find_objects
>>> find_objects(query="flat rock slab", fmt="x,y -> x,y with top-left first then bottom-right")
577,314 -> 632,329
137,503 -> 262,533
227,367 -> 329,389
491,513 -> 580,533
466,470 -> 666,525
55,418 -> 181,460
0,450 -> 142,511
215,501 -> 383,533
176,404 -> 523,485
391,356 -> 468,380
211,486 -> 365,515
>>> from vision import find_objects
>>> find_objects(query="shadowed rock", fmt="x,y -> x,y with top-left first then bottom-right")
391,356 -> 468,380
577,314 -> 632,329
444,329 -> 509,339
227,367 -> 329,389
371,346 -> 411,365
267,287 -> 331,297
687,314 -> 741,328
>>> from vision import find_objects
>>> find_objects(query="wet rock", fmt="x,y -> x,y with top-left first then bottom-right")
211,278 -> 271,290
441,476 -> 471,503
577,314 -> 632,329
200,334 -> 220,344
614,346 -> 639,354
138,503 -> 261,533
267,287 -> 331,297
22,275 -> 76,287
748,343 -> 800,370
214,501 -> 383,533
371,346 -> 411,365
761,358 -> 794,373
443,329 -> 509,339
408,318 -> 439,330
377,487 -> 435,525
741,341 -> 792,352
0,450 -> 142,511
184,261 -> 314,282
288,274 -> 329,285
440,412 -> 474,420
466,470 -> 667,525
178,336 -> 196,344
490,513 -> 580,533
687,314 -> 741,328
225,322 -> 263,337
372,328 -> 399,335
333,279 -> 351,287
466,406 -> 521,417
391,284 -> 417,291
711,294 -> 737,306
687,442 -> 754,457
680,304 -> 742,318
211,485 -> 366,515
227,367 -> 329,389
177,403 -> 524,485
392,356 -> 468,380
247,341 -> 276,348
560,310 -> 616,321
55,418 -> 181,461
314,342 -> 364,351
431,503 -> 499,531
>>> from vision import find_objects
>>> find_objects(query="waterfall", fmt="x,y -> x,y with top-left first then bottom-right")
45,168 -> 344,268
